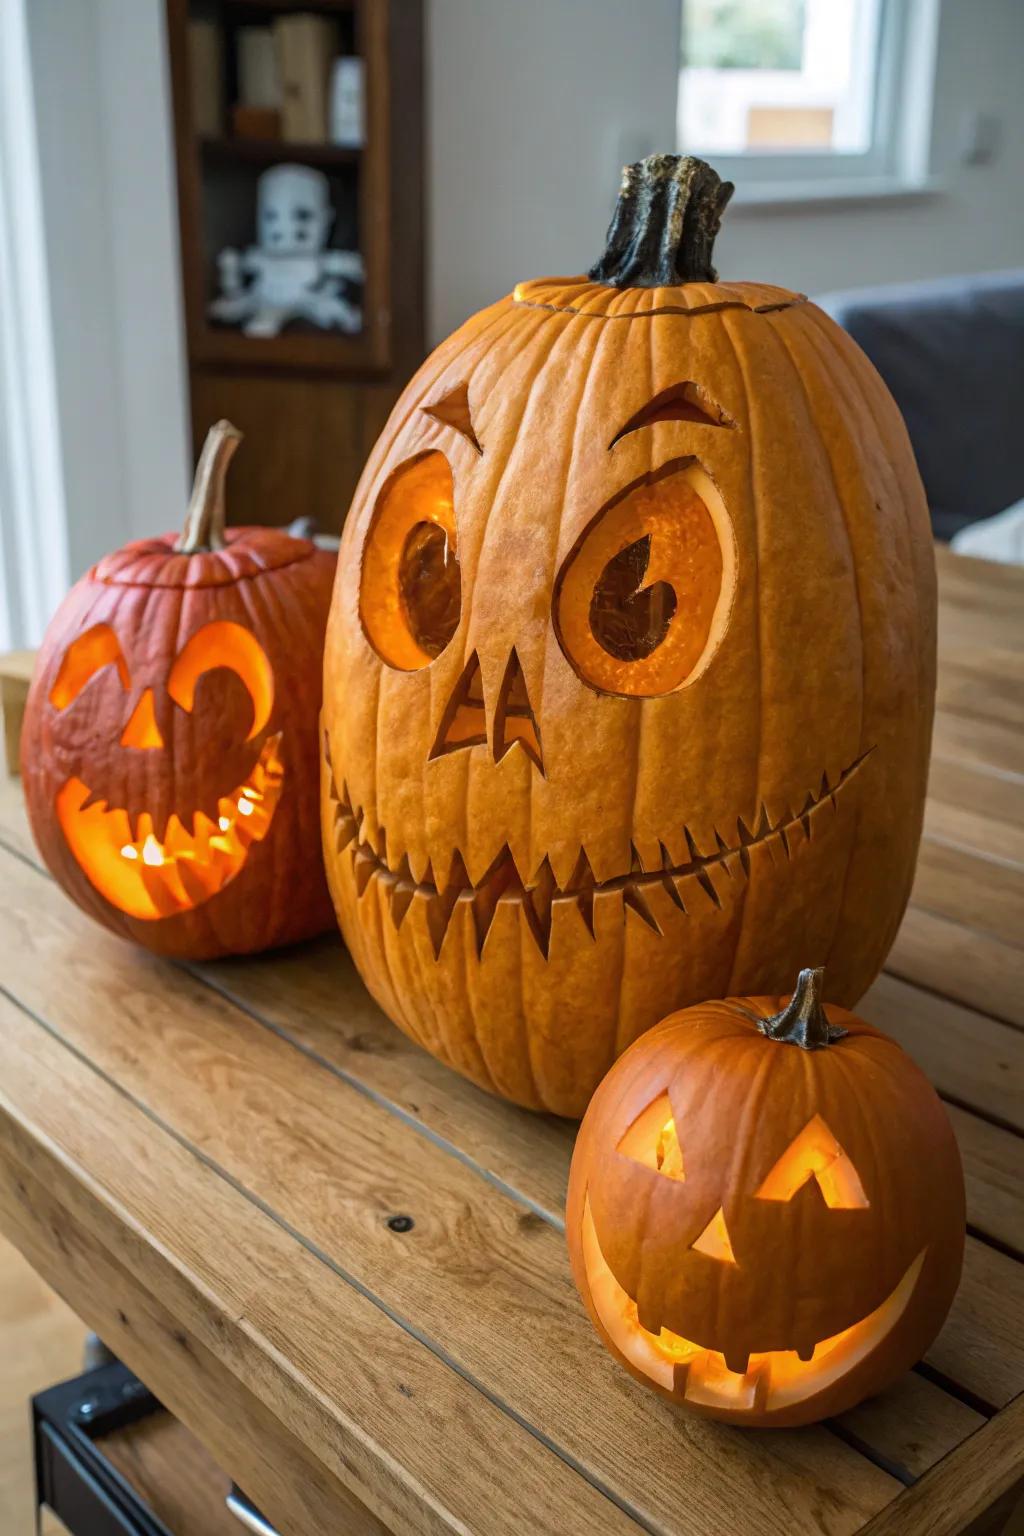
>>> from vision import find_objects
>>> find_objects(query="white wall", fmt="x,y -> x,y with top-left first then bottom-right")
426,0 -> 682,343
426,0 -> 1024,344
25,0 -> 189,585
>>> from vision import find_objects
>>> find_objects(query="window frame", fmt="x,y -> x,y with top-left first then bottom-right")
677,0 -> 941,204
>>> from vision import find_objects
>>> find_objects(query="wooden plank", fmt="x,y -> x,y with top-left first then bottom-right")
96,1414 -> 236,1536
887,904 -> 1024,1030
861,974 -> 1024,1132
929,1236 -> 1024,1408
856,1395 -> 1024,1536
934,544 -> 1024,604
911,837 -> 1024,950
924,799 -> 1024,869
927,756 -> 1024,831
195,935 -> 576,1227
0,843 -> 976,1502
932,711 -> 1024,779
0,651 -> 34,777
935,659 -> 1024,733
835,1372 -> 983,1485
946,1103 -> 1024,1257
0,993 -> 641,1536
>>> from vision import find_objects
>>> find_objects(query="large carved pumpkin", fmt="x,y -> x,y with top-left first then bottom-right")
22,422 -> 335,960
321,155 -> 936,1115
566,969 -> 964,1428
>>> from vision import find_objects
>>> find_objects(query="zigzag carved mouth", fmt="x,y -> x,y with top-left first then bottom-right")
326,742 -> 872,961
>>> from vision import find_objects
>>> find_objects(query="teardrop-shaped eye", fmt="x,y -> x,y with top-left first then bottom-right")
554,458 -> 736,698
360,451 -> 462,670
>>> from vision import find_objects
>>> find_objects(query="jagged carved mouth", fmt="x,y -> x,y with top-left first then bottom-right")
55,733 -> 284,920
582,1196 -> 924,1414
327,743 -> 872,959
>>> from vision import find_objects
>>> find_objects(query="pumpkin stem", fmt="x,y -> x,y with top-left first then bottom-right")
589,154 -> 734,289
757,968 -> 848,1051
175,420 -> 243,553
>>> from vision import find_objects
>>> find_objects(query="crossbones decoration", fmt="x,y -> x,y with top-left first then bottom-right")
209,163 -> 363,338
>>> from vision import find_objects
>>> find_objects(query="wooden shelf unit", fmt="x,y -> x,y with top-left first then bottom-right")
166,0 -> 424,531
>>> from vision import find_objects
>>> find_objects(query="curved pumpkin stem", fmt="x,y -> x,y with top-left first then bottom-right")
176,420 -> 243,554
757,967 -> 848,1051
589,154 -> 734,289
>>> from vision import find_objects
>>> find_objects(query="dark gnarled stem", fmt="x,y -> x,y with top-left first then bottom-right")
589,154 -> 734,289
175,420 -> 242,554
757,968 -> 848,1051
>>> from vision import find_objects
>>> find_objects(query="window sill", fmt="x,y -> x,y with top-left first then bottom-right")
728,176 -> 945,214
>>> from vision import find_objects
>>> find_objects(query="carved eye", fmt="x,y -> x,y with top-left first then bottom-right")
168,621 -> 274,741
618,1093 -> 685,1180
756,1115 -> 870,1210
50,625 -> 130,709
554,459 -> 736,698
360,451 -> 462,670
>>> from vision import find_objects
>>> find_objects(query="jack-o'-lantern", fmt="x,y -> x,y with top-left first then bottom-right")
22,422 -> 336,960
321,155 -> 936,1115
567,969 -> 964,1427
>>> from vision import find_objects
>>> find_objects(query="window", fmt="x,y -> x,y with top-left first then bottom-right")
678,0 -> 938,199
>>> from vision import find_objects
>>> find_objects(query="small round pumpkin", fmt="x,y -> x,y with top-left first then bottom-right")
566,969 -> 964,1428
21,422 -> 336,960
321,153 -> 936,1115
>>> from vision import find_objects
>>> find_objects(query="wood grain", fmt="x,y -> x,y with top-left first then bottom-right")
96,1414 -> 236,1536
0,850 -> 902,1536
856,1395 -> 1024,1536
860,974 -> 1024,1133
886,904 -> 1024,1029
0,991 -> 642,1536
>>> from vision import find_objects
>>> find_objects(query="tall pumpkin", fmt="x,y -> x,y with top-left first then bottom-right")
322,156 -> 936,1115
22,422 -> 336,960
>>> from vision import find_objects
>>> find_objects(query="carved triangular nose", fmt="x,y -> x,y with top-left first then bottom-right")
120,687 -> 164,750
493,649 -> 543,772
429,648 -> 543,773
430,651 -> 487,760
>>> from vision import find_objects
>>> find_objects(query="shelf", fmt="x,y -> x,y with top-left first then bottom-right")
201,136 -> 361,168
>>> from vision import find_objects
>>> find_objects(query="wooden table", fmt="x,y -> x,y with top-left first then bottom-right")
1,544 -> 1022,1536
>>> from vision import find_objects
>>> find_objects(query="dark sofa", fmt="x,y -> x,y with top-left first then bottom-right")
817,268 -> 1024,541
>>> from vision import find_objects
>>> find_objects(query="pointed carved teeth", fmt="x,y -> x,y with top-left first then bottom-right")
630,843 -> 645,875
683,826 -> 702,863
695,869 -> 722,909
576,887 -> 596,939
353,847 -> 376,897
623,883 -> 662,934
661,873 -> 687,913
388,884 -> 415,931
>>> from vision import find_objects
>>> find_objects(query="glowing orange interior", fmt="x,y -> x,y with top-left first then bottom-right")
690,1207 -> 736,1263
120,688 -> 164,749
617,1094 -> 685,1180
556,462 -> 734,697
756,1115 -> 870,1209
167,621 -> 274,741
581,1196 -> 923,1415
50,625 -> 129,709
360,452 -> 460,670
55,734 -> 284,920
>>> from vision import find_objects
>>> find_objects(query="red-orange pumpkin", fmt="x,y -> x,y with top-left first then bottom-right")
21,422 -> 335,959
321,154 -> 936,1115
566,969 -> 964,1427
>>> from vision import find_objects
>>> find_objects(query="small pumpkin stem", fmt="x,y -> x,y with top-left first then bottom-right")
589,154 -> 735,289
175,420 -> 243,553
757,968 -> 848,1051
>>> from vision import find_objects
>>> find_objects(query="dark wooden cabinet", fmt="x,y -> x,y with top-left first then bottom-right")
165,0 -> 424,531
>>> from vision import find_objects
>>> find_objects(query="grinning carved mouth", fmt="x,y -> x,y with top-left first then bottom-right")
582,1195 -> 924,1415
327,741 -> 872,960
56,733 -> 284,920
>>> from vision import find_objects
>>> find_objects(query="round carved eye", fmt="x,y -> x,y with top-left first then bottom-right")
360,451 -> 462,670
554,459 -> 736,698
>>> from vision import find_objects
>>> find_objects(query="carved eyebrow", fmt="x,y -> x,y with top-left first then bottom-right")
421,381 -> 482,455
50,624 -> 129,709
609,382 -> 735,448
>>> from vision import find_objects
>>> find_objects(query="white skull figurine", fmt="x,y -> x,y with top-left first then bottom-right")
209,163 -> 363,338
